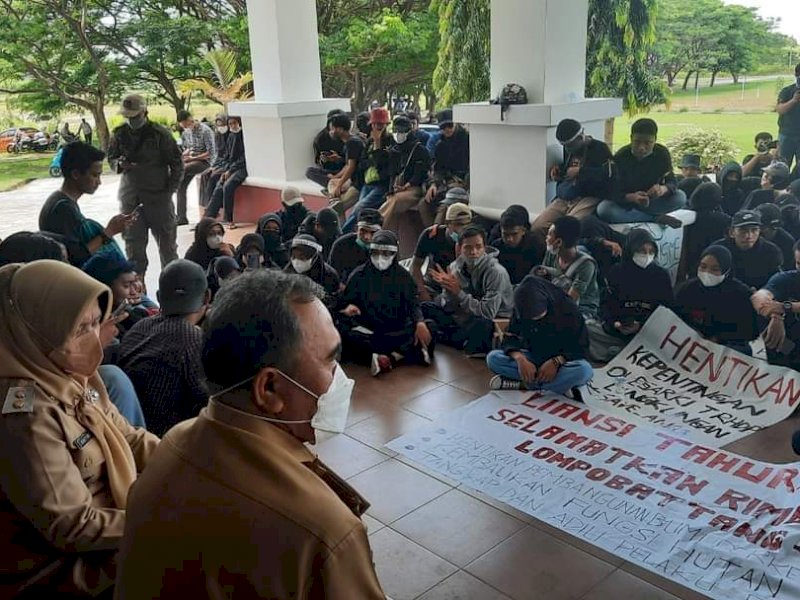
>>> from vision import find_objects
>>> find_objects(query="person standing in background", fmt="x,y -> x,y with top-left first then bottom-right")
80,117 -> 93,145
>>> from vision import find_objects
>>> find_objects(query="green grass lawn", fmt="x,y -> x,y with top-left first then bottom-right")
0,154 -> 55,192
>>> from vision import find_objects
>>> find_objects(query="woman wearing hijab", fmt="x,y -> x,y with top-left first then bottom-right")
256,213 -> 289,268
339,230 -> 436,376
315,208 -> 342,260
235,233 -> 274,271
681,182 -> 731,282
184,218 -> 235,271
674,245 -> 758,355
283,234 -> 341,308
0,260 -> 159,597
587,228 -> 673,362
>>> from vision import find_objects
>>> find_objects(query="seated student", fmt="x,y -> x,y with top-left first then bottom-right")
783,202 -> 800,240
339,230 -> 435,376
0,260 -> 158,598
284,234 -> 341,304
235,233 -> 272,271
406,110 -> 430,146
682,182 -> 732,280
325,113 -> 364,215
534,216 -> 600,319
587,229 -> 673,362
410,202 -> 472,301
256,213 -> 289,268
118,260 -> 210,437
316,207 -> 343,260
577,214 -> 626,286
678,176 -> 704,200
198,113 -> 231,208
491,205 -> 543,285
184,217 -> 235,270
305,108 -> 346,188
743,161 -> 791,209
717,161 -> 745,216
329,208 -> 383,285
0,231 -> 67,266
377,114 -> 432,234
276,186 -> 310,243
207,255 -> 241,299
742,131 -> 778,178
752,243 -> 800,369
204,115 -> 247,228
757,203 -> 796,270
597,118 -> 686,227
487,275 -> 593,395
675,245 -> 758,355
677,154 -> 708,182
712,210 -> 783,291
421,109 -> 470,227
82,253 -> 144,339
421,225 -> 513,357
531,118 -> 614,247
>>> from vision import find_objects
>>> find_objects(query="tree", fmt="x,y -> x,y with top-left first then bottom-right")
0,0 -> 129,150
179,49 -> 253,111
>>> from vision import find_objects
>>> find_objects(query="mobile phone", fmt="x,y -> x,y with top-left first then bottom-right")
133,203 -> 145,217
110,299 -> 129,320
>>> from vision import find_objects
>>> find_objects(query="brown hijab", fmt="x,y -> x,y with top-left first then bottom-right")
0,261 -> 137,508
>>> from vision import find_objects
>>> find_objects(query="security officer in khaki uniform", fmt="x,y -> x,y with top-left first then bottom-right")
107,94 -> 183,279
116,270 -> 386,599
0,260 -> 159,598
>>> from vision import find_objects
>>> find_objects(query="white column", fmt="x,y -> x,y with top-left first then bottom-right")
455,0 -> 621,220
229,0 -> 350,184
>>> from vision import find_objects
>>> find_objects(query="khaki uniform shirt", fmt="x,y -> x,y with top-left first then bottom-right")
0,378 -> 159,595
115,400 -> 386,599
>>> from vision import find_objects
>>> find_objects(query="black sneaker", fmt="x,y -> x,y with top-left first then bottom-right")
564,387 -> 584,402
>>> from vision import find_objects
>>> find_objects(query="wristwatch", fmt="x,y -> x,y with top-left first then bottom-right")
783,301 -> 793,315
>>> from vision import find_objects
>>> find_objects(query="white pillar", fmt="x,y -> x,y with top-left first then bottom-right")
455,0 -> 622,220
229,0 -> 350,184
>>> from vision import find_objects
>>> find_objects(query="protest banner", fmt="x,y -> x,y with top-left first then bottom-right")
387,392 -> 800,600
585,306 -> 800,447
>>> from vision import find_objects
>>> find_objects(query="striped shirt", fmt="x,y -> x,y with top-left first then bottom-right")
181,122 -> 216,162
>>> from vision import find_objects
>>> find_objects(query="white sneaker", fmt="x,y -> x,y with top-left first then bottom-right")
489,375 -> 523,391
421,346 -> 431,365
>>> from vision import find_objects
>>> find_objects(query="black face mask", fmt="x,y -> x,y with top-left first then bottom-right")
262,230 -> 281,249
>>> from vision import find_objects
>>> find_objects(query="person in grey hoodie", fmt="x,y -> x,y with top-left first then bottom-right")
421,224 -> 513,357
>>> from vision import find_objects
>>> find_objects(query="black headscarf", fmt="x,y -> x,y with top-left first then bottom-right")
624,228 -> 658,261
700,244 -> 733,279
689,182 -> 723,212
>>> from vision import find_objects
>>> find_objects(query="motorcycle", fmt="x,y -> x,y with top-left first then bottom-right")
49,146 -> 64,177
31,135 -> 52,153
7,135 -> 34,154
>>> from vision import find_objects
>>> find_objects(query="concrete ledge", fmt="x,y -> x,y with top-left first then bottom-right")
228,98 -> 351,119
454,97 -> 622,127
232,177 -> 328,224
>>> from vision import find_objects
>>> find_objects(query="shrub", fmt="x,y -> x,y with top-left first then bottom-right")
665,128 -> 740,171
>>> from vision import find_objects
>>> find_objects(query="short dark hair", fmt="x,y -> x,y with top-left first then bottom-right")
552,215 -> 582,247
754,131 -> 773,143
329,114 -> 351,131
60,141 -> 105,179
202,270 -> 323,389
176,109 -> 192,122
0,231 -> 66,267
326,108 -> 345,120
459,224 -> 487,243
631,118 -> 658,138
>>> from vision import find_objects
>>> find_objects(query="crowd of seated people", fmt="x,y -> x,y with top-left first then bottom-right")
2,78 -> 800,597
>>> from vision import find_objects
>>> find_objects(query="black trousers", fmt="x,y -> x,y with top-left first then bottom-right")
420,301 -> 494,354
205,168 -> 247,223
339,317 -> 437,365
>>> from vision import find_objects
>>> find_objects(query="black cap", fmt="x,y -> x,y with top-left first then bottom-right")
556,119 -> 582,144
157,259 -> 208,316
732,210 -> 761,228
756,203 -> 782,227
393,115 -> 412,133
436,109 -> 454,128
679,154 -> 701,169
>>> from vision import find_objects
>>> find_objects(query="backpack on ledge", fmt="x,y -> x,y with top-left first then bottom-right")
490,83 -> 528,121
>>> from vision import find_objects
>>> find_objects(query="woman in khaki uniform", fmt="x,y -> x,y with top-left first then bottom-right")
0,260 -> 159,598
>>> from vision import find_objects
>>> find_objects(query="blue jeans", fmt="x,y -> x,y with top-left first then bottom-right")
779,133 -> 800,173
486,350 -> 593,394
98,365 -> 147,428
596,189 -> 687,224
342,184 -> 388,233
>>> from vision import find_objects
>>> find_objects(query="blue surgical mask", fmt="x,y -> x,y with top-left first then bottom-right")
450,232 -> 459,243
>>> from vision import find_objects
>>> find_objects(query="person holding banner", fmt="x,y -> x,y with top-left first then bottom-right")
487,275 -> 592,396
674,245 -> 759,356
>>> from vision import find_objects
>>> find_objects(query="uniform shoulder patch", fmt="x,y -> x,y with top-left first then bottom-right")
2,385 -> 34,415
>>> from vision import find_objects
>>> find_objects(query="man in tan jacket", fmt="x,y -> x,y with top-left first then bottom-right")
115,270 -> 386,599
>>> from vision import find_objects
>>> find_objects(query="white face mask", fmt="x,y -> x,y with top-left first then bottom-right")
371,255 -> 394,271
292,257 -> 314,274
698,270 -> 726,287
464,253 -> 487,269
546,244 -> 556,254
393,132 -> 408,144
632,252 -> 654,269
216,126 -> 228,134
207,234 -> 223,250
229,125 -> 241,134
208,363 -> 354,436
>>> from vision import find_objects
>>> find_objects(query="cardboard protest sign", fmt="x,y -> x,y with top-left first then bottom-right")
585,306 -> 799,447
609,214 -> 692,284
388,392 -> 800,600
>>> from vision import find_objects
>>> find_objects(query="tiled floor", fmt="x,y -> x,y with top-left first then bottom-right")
5,177 -> 800,599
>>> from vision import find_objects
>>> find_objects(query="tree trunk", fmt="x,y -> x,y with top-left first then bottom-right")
694,71 -> 700,90
682,70 -> 693,90
92,100 -> 111,152
666,71 -> 676,87
710,71 -> 718,87
731,72 -> 739,84
353,70 -> 364,113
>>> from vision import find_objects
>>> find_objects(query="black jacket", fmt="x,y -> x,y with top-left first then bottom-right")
277,204 -> 309,243
491,232 -> 543,285
432,127 -> 469,181
674,277 -> 758,345
560,138 -> 614,199
683,211 -> 732,278
222,130 -> 247,173
612,143 -> 677,203
712,236 -> 783,291
256,213 -> 290,268
283,256 -> 340,308
329,233 -> 368,285
389,135 -> 430,188
354,134 -> 393,189
717,162 -> 744,216
603,260 -> 673,334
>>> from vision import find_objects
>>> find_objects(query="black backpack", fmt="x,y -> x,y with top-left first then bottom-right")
490,83 -> 528,121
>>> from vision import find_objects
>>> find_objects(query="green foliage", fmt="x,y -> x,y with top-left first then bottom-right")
665,127 -> 739,170
179,49 -> 253,108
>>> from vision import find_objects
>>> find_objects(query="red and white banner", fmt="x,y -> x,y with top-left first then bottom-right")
388,392 -> 800,600
586,306 -> 800,446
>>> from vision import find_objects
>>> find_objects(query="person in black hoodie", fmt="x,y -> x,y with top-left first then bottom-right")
305,108 -> 346,187
184,217 -> 235,271
329,207 -> 383,285
338,230 -> 436,376
421,108 -> 470,227
198,113 -> 231,208
674,245 -> 758,355
756,203 -> 796,270
315,207 -> 342,260
486,275 -> 593,394
283,234 -> 340,308
717,161 -> 745,216
235,233 -> 275,271
681,182 -> 731,281
587,229 -> 673,362
378,115 -> 432,234
256,213 -> 289,268
276,186 -> 310,243
491,205 -> 543,285
204,115 -> 247,227
712,210 -> 783,291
